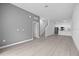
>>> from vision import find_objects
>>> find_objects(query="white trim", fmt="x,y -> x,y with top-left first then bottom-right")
0,38 -> 33,49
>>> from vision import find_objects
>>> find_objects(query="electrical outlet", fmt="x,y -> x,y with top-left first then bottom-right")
17,28 -> 20,32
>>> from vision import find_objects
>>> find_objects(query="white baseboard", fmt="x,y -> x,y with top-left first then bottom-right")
0,38 -> 33,49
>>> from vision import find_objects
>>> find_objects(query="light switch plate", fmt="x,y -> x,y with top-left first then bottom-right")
22,29 -> 24,31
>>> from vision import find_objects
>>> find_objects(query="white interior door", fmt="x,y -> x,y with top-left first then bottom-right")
33,22 -> 40,38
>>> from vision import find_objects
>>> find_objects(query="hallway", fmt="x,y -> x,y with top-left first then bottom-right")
0,35 -> 79,56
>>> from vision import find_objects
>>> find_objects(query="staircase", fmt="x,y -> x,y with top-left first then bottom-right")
40,17 -> 48,36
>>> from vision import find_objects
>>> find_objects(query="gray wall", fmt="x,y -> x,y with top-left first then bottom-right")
72,4 -> 79,51
0,3 -> 39,47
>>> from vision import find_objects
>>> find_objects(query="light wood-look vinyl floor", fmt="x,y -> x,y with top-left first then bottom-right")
0,35 -> 79,56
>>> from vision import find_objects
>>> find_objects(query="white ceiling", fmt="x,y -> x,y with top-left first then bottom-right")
12,3 -> 74,21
